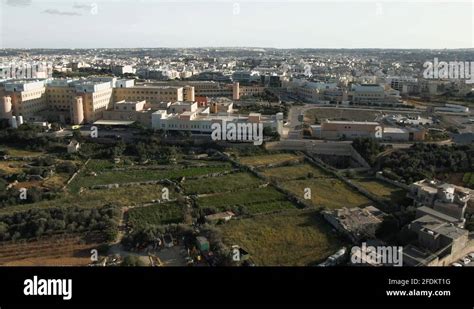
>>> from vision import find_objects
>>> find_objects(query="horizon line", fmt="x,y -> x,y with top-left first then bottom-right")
1,47 -> 474,50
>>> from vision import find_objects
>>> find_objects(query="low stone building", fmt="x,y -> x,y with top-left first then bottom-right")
322,206 -> 385,243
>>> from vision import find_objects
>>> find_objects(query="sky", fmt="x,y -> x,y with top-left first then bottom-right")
0,0 -> 473,49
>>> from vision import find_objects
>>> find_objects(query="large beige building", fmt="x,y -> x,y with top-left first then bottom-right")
320,120 -> 380,140
0,78 -> 194,124
0,80 -> 47,121
0,78 -> 268,125
114,85 -> 184,104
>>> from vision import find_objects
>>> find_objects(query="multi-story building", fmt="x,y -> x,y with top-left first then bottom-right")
408,179 -> 471,223
1,80 -> 47,121
351,84 -> 401,105
0,77 -> 268,126
285,79 -> 342,103
151,105 -> 283,137
406,215 -> 469,265
45,79 -> 83,123
74,81 -> 114,123
102,100 -> 152,126
114,84 -> 184,104
111,65 -> 136,75
0,62 -> 53,80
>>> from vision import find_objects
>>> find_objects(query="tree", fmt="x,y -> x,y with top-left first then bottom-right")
352,137 -> 383,166
121,255 -> 145,266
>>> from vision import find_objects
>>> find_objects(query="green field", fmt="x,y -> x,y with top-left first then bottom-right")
463,173 -> 474,189
220,209 -> 345,266
197,187 -> 285,207
280,178 -> 371,209
196,187 -> 296,214
183,172 -> 263,195
0,184 -> 172,215
69,164 -> 233,192
1,146 -> 45,157
238,153 -> 303,167
127,202 -> 184,229
351,178 -> 408,205
261,163 -> 332,181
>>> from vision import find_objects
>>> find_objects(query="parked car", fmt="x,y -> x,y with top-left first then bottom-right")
452,263 -> 463,267
461,258 -> 471,265
468,253 -> 474,259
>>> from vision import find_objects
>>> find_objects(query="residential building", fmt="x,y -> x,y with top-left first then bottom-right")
408,179 -> 471,223
406,214 -> 469,265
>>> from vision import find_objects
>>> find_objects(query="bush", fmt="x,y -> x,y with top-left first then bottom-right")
121,255 -> 145,266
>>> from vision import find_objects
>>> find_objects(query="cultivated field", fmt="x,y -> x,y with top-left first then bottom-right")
1,146 -> 45,158
196,187 -> 296,214
351,178 -> 408,205
0,161 -> 24,174
0,235 -> 101,266
0,184 -> 173,215
281,178 -> 372,209
261,163 -> 332,181
251,158 -> 372,210
183,172 -> 263,195
220,209 -> 345,266
69,164 -> 233,192
238,153 -> 303,167
127,202 -> 184,229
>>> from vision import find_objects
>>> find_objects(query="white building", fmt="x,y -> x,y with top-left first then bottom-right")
351,84 -> 401,105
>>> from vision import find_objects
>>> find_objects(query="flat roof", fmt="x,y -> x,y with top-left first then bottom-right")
325,120 -> 379,125
93,120 -> 135,126
417,206 -> 459,223
383,127 -> 407,134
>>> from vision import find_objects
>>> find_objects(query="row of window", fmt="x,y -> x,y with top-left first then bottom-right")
162,123 -> 212,129
118,90 -> 177,95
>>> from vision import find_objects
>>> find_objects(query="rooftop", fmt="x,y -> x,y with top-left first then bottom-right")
412,215 -> 468,240
92,120 -> 135,126
324,120 -> 380,125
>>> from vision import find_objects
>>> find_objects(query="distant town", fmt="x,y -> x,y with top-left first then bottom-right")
0,47 -> 472,267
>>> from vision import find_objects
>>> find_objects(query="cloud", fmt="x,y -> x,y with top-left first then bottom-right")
5,0 -> 32,7
42,9 -> 82,16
